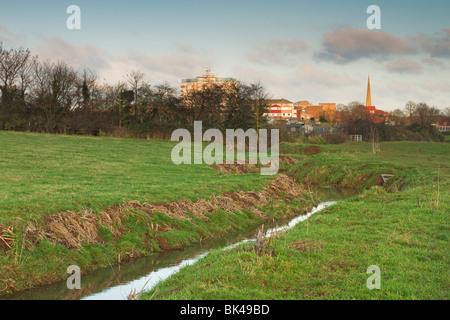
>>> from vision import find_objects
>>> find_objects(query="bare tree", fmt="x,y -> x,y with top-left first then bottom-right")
223,81 -> 270,133
414,103 -> 441,126
148,82 -> 180,124
338,101 -> 370,124
0,43 -> 37,130
443,107 -> 450,118
0,42 -> 32,101
111,81 -> 129,128
370,125 -> 380,153
389,109 -> 407,126
404,101 -> 417,119
126,70 -> 147,123
29,60 -> 79,132
182,82 -> 228,129
249,82 -> 270,134
78,68 -> 100,109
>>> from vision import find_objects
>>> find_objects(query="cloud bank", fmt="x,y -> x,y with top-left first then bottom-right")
316,28 -> 450,64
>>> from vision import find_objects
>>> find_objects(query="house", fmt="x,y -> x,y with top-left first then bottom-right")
264,99 -> 295,119
435,120 -> 450,132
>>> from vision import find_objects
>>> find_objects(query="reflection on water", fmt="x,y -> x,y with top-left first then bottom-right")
2,224 -> 263,300
3,187 -> 355,300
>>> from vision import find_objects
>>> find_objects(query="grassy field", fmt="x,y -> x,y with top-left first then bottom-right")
142,141 -> 450,300
0,131 -> 308,295
0,131 -> 271,223
1,131 -> 448,299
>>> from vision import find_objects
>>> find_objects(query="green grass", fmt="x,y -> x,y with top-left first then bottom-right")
0,131 -> 280,294
281,141 -> 448,191
142,141 -> 450,300
143,186 -> 449,300
0,131 -> 272,223
1,131 -> 448,299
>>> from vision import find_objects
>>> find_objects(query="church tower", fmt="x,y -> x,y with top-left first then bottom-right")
366,76 -> 372,107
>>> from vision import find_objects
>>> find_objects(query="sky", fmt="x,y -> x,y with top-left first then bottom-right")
1,0 -> 449,111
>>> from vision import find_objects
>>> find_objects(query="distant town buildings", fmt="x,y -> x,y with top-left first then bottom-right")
264,99 -> 337,122
180,70 -> 391,127
181,68 -> 237,98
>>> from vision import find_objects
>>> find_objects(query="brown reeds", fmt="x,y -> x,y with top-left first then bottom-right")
126,278 -> 156,300
17,174 -> 306,251
212,163 -> 260,174
211,157 -> 300,175
253,222 -> 277,257
0,225 -> 15,251
23,207 -> 128,250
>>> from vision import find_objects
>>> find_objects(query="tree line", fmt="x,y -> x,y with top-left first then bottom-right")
0,43 -> 270,138
1,42 -> 448,143
336,101 -> 449,142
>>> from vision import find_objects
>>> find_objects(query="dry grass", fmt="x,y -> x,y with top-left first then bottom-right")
211,162 -> 260,174
212,157 -> 300,175
14,175 -> 305,251
0,225 -> 15,251
126,278 -> 156,300
279,156 -> 300,166
253,223 -> 277,257
23,207 -> 128,250
289,239 -> 324,252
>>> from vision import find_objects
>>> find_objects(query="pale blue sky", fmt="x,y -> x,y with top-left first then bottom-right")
1,0 -> 450,110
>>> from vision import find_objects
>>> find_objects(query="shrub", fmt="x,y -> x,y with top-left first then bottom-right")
325,131 -> 348,144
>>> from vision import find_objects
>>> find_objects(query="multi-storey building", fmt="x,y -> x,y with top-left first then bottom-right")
181,68 -> 237,98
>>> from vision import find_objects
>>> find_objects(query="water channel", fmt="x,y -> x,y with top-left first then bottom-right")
3,188 -> 355,300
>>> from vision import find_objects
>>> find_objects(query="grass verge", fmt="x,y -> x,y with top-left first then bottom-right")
142,141 -> 449,300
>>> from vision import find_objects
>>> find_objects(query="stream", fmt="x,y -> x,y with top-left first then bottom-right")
3,188 -> 353,300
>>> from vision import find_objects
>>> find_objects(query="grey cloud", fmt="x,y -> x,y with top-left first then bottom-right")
122,50 -> 210,78
386,58 -> 423,74
422,58 -> 446,68
248,39 -> 308,65
316,27 -> 450,64
315,28 -> 416,64
408,29 -> 450,58
34,37 -> 110,70
297,65 -> 355,88
173,43 -> 208,56
0,26 -> 26,46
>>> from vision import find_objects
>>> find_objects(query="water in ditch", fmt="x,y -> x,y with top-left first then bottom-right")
3,187 -> 354,300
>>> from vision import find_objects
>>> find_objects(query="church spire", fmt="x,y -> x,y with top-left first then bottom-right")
366,76 -> 372,107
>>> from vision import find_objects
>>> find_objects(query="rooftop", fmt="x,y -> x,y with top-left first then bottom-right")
266,99 -> 294,105
181,77 -> 237,83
